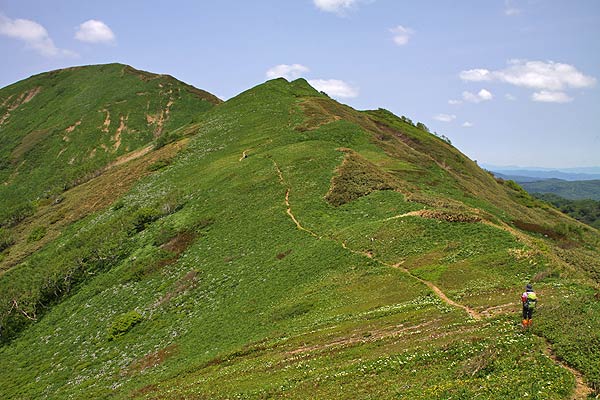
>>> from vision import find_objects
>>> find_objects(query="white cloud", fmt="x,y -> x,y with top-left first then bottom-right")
531,91 -> 573,103
462,89 -> 493,103
448,99 -> 463,105
266,64 -> 358,98
434,114 -> 456,122
0,14 -> 74,57
460,60 -> 596,91
75,20 -> 115,43
505,93 -> 517,101
266,64 -> 310,80
462,121 -> 474,128
497,60 -> 596,90
459,68 -> 492,82
313,0 -> 361,14
460,60 -> 595,103
504,0 -> 521,16
390,25 -> 414,46
308,79 -> 358,98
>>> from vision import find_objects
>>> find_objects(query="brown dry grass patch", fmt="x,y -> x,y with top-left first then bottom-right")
124,344 -> 178,376
0,140 -> 188,273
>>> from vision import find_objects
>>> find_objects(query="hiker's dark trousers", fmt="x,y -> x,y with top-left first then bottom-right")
522,305 -> 533,320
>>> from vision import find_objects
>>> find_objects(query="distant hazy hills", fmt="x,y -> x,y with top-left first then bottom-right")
518,179 -> 600,201
488,168 -> 600,182
486,166 -> 600,201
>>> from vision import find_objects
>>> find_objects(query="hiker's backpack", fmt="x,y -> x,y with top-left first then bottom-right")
525,292 -> 537,309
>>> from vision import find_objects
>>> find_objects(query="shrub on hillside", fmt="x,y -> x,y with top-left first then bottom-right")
419,210 -> 481,223
325,151 -> 396,206
129,207 -> 161,234
27,226 -> 47,243
0,228 -> 14,252
107,310 -> 143,340
2,203 -> 35,227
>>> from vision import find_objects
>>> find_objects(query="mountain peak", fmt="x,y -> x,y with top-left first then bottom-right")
1,64 -> 599,399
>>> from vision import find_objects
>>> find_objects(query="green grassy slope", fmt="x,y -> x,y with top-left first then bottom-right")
0,72 -> 599,399
0,63 -> 220,228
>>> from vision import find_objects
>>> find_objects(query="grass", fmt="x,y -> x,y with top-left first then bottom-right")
0,63 -> 218,228
0,69 -> 599,399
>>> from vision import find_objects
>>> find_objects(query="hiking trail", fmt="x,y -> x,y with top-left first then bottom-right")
271,158 -> 479,320
270,159 -> 594,396
538,337 -> 593,400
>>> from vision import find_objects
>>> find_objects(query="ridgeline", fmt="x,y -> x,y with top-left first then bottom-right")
0,64 -> 598,399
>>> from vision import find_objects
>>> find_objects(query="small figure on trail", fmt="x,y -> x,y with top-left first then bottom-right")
521,283 -> 538,328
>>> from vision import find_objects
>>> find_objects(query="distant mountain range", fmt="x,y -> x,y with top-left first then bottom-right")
519,179 -> 600,201
483,165 -> 600,182
484,165 -> 600,201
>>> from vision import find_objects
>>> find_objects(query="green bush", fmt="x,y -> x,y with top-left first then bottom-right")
129,207 -> 161,234
155,131 -> 182,149
0,228 -> 14,252
2,203 -> 35,227
148,158 -> 172,171
107,310 -> 143,340
27,226 -> 47,243
325,151 -> 395,206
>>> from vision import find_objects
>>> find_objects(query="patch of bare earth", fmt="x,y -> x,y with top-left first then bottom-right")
1,94 -> 14,107
101,109 -> 111,133
112,114 -> 128,151
146,94 -> 175,137
65,120 -> 81,133
154,270 -> 199,307
0,87 -> 41,125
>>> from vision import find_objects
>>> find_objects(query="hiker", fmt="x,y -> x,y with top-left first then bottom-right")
521,284 -> 538,328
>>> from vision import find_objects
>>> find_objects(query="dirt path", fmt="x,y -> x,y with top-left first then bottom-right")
539,338 -> 593,399
270,159 -> 593,395
285,189 -> 320,238
383,210 -> 427,221
272,158 -> 479,320
394,263 -> 482,320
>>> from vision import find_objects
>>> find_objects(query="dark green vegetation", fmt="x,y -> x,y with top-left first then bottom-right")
521,179 -> 600,201
534,193 -> 600,230
1,66 -> 599,399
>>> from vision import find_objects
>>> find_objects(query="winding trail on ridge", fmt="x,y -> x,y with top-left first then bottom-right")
271,158 -> 480,320
270,158 -> 593,397
395,263 -> 482,320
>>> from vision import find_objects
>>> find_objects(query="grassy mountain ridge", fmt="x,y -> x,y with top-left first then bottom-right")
0,63 -> 219,228
0,67 -> 599,399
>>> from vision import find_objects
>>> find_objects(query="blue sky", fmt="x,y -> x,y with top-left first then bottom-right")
1,0 -> 599,167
